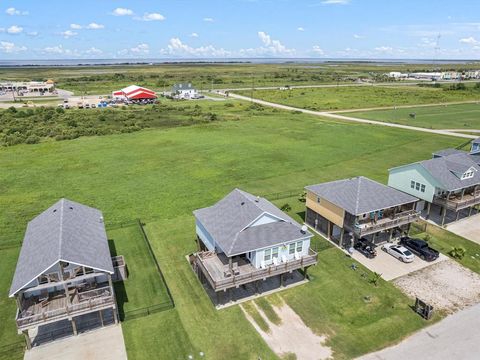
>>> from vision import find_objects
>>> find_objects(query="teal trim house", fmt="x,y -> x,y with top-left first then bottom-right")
388,140 -> 480,225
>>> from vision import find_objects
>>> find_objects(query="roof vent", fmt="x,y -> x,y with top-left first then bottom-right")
69,206 -> 73,210
301,225 -> 308,234
99,216 -> 104,223
241,201 -> 245,206
53,209 -> 57,213
255,196 -> 260,202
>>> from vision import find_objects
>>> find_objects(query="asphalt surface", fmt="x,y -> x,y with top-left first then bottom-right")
358,303 -> 480,360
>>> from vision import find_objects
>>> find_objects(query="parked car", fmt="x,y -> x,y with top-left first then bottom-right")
354,238 -> 377,258
399,237 -> 439,262
91,103 -> 96,108
382,243 -> 414,263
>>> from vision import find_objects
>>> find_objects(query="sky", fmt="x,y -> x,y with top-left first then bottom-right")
1,0 -> 480,60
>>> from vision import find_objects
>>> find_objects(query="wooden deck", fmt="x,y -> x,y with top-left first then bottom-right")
194,249 -> 318,292
17,284 -> 115,331
433,192 -> 480,211
349,210 -> 420,237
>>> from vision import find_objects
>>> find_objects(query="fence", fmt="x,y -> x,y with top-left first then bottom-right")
263,189 -> 302,201
116,219 -> 175,322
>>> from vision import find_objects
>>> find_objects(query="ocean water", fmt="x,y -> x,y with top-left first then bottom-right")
0,58 -> 477,67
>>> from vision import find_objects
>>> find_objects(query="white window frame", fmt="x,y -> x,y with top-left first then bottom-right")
296,241 -> 303,253
420,184 -> 426,193
410,180 -> 415,189
272,247 -> 279,260
289,243 -> 296,255
264,249 -> 272,262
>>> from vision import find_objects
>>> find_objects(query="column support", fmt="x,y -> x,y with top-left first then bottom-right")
71,318 -> 78,336
441,206 -> 447,226
23,330 -> 32,350
327,220 -> 331,239
99,310 -> 104,327
426,202 -> 431,219
339,228 -> 345,248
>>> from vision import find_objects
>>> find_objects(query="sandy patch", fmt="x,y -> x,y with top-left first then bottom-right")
241,302 -> 332,360
393,260 -> 480,313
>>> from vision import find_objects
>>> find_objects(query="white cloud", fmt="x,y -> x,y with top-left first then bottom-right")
6,7 -> 28,16
86,22 -> 104,30
27,31 -> 39,37
136,12 -> 165,21
374,46 -> 394,53
160,38 -> 230,57
43,45 -> 65,54
312,45 -> 325,55
85,47 -> 103,55
297,27 -> 305,32
0,41 -> 27,53
7,25 -> 23,34
70,23 -> 82,29
60,30 -> 77,39
119,43 -> 150,56
353,34 -> 364,39
203,17 -> 214,22
190,32 -> 199,37
257,31 -> 295,56
321,0 -> 350,4
112,7 -> 133,16
460,36 -> 479,45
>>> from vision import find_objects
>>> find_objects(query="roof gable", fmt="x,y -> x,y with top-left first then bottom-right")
193,189 -> 310,256
9,199 -> 113,297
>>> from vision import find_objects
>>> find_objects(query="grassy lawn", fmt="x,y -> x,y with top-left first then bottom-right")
351,103 -> 480,130
238,85 -> 480,111
411,221 -> 480,275
107,224 -> 172,316
0,104 -> 463,358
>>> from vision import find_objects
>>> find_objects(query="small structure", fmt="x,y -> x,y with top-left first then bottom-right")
112,85 -> 157,101
305,177 -> 419,248
0,80 -> 55,93
192,189 -> 317,307
172,83 -> 198,99
389,146 -> 480,225
9,199 -> 121,349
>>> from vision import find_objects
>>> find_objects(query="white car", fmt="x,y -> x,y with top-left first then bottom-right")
382,243 -> 415,263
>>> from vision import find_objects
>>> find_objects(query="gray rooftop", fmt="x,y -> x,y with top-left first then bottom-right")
419,153 -> 480,191
473,137 -> 480,144
433,148 -> 465,158
9,199 -> 113,297
305,176 -> 418,216
193,189 -> 311,257
172,83 -> 195,92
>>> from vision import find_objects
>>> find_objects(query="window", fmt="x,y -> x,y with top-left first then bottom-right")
317,197 -> 321,203
415,182 -> 420,191
410,180 -> 415,189
264,249 -> 272,262
462,171 -> 474,180
289,243 -> 296,254
411,180 -> 426,193
420,184 -> 426,193
272,247 -> 279,259
296,241 -> 303,253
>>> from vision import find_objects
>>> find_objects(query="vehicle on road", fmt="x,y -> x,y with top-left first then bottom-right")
354,238 -> 377,258
399,237 -> 439,261
382,243 -> 415,263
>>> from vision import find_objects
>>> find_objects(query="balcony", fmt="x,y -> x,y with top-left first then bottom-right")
16,284 -> 115,330
349,210 -> 420,237
193,249 -> 318,292
433,191 -> 480,211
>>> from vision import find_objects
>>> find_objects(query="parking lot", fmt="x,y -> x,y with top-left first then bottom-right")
351,246 -> 448,281
446,213 -> 480,245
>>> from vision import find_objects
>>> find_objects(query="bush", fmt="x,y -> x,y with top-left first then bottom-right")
280,203 -> 291,212
25,135 -> 40,144
448,247 -> 466,259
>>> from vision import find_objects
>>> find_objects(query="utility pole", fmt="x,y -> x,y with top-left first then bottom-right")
250,73 -> 255,102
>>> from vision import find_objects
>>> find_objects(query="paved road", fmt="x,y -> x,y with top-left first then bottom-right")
228,92 -> 477,139
358,303 -> 480,360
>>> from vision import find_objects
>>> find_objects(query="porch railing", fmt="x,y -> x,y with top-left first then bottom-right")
433,193 -> 480,211
195,249 -> 318,291
350,210 -> 420,237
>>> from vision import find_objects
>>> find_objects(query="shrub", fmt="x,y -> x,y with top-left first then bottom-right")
280,203 -> 291,212
448,247 -> 466,259
25,135 -> 40,144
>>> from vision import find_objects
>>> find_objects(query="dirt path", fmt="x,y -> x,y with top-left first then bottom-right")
393,260 -> 480,313
228,93 -> 477,140
241,302 -> 332,360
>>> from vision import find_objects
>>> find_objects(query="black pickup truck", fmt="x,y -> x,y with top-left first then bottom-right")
399,237 -> 439,262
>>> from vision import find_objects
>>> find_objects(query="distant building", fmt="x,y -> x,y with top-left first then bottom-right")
112,85 -> 157,100
0,80 -> 55,93
172,83 -> 198,99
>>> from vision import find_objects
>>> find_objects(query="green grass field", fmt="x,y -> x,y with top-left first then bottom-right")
238,85 -> 480,111
351,103 -> 480,130
108,224 -> 172,315
0,102 -> 466,359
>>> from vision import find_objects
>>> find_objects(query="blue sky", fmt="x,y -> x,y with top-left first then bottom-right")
1,0 -> 480,59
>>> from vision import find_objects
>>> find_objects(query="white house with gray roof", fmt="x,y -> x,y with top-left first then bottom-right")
389,147 -> 480,225
172,83 -> 198,99
192,189 -> 317,307
9,199 -> 122,349
305,177 -> 419,248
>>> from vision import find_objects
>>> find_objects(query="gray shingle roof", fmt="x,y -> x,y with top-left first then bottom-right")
433,148 -> 465,158
473,137 -> 480,144
9,199 -> 113,297
193,189 -> 311,256
172,83 -> 195,92
305,176 -> 418,216
419,153 -> 480,191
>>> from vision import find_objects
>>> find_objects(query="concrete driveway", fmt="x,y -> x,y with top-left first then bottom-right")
24,325 -> 127,360
357,303 -> 480,360
446,213 -> 480,245
351,247 -> 447,281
